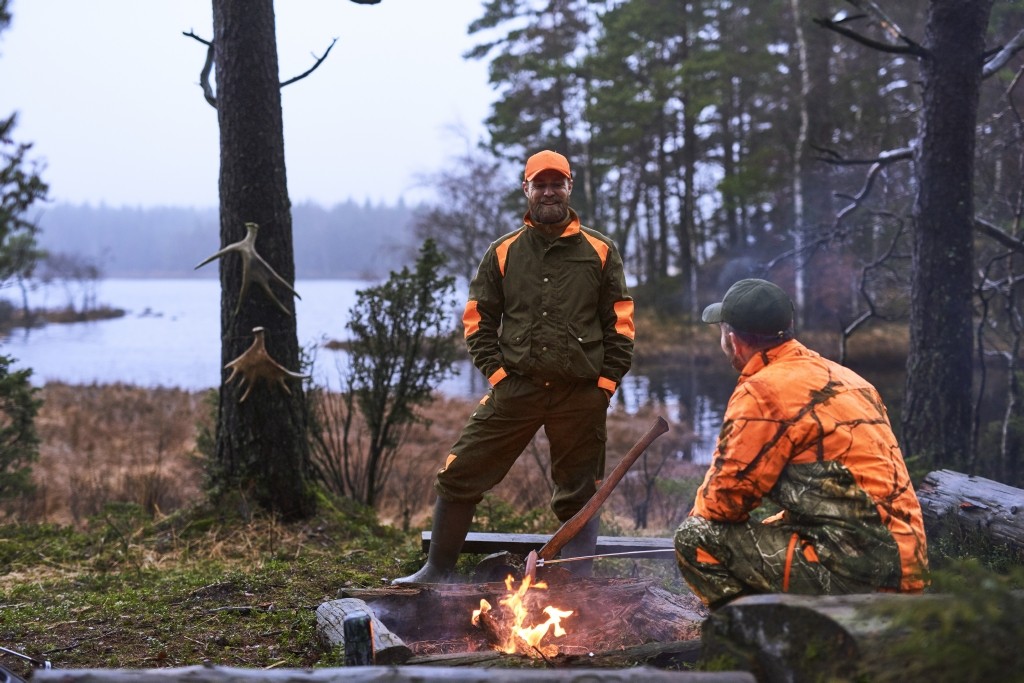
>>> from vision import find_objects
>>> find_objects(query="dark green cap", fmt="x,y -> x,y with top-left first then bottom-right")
702,278 -> 794,336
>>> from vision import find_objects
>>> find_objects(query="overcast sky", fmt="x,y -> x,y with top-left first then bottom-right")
0,0 -> 495,209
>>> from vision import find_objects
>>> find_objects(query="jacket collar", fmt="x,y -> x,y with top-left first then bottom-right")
737,339 -> 810,381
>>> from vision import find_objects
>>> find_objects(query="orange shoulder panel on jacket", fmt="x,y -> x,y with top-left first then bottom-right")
494,231 -> 524,277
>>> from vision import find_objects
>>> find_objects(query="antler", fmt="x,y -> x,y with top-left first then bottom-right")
224,327 -> 310,402
195,222 -> 301,316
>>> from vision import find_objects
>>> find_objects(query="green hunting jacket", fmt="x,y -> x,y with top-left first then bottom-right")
461,209 -> 635,394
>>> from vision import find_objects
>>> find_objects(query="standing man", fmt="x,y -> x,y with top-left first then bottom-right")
394,150 -> 634,584
675,278 -> 928,607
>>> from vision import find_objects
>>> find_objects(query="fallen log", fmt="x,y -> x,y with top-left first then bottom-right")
700,592 -> 991,682
316,597 -> 413,665
916,469 -> 1024,549
34,663 -> 756,682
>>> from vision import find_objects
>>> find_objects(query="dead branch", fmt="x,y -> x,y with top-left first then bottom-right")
183,31 -> 217,108
975,217 -> 1024,253
812,145 -> 913,167
281,38 -> 338,88
838,218 -> 907,364
813,6 -> 926,58
182,32 -> 339,109
983,28 -> 1024,79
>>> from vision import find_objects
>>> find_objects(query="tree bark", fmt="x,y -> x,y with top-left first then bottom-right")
903,0 -> 994,472
211,0 -> 313,518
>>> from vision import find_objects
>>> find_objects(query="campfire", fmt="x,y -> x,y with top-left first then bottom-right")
471,574 -> 574,657
320,573 -> 707,664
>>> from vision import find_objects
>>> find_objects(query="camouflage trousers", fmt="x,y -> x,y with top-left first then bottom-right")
673,516 -> 878,607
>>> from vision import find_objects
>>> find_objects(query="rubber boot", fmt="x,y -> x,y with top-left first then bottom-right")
392,498 -> 475,585
559,515 -> 600,577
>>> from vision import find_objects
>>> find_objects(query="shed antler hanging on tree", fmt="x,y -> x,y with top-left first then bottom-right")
225,327 -> 309,402
194,221 -> 300,316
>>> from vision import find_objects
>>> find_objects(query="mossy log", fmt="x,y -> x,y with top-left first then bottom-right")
917,469 -> 1024,549
701,592 -> 944,682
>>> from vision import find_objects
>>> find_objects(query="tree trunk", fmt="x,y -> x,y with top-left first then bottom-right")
903,0 -> 994,472
211,0 -> 313,519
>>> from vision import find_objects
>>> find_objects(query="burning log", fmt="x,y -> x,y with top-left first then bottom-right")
316,597 -> 412,664
471,598 -> 513,648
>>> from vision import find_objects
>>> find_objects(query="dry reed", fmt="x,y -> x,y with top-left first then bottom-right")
19,382 -> 701,537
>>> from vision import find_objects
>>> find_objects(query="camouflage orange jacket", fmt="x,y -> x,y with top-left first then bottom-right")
462,209 -> 634,394
693,339 -> 928,592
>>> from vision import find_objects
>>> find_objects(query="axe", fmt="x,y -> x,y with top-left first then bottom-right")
524,416 -> 670,582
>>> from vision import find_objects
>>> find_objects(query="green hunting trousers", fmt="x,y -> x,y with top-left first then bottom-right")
674,516 -> 879,607
434,375 -> 608,522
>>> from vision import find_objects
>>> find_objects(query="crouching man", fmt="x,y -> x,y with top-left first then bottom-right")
675,278 -> 928,608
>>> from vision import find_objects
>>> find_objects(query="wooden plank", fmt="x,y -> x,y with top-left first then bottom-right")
422,532 -> 675,558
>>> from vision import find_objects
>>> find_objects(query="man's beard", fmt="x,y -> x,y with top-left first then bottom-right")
529,199 -> 569,224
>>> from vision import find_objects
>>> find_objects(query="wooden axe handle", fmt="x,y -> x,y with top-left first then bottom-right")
537,416 -> 669,561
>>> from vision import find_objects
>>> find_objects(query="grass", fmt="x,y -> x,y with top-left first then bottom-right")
0,496 -> 416,673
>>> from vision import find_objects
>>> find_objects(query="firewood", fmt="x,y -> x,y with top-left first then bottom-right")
315,597 -> 412,664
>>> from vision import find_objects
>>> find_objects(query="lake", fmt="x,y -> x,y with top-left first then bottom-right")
0,278 -> 736,463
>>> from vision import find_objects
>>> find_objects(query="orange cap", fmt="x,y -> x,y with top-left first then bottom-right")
524,150 -> 571,181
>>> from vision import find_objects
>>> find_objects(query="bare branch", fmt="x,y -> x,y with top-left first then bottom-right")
974,217 -> 1024,253
812,145 -> 913,166
183,30 -> 217,108
183,32 -> 339,105
813,16 -> 926,57
281,38 -> 338,88
983,28 -> 1024,79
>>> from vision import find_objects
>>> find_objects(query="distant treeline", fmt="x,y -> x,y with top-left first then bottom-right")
34,200 -> 419,280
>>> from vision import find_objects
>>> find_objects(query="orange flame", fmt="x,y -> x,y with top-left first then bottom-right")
471,574 -> 573,656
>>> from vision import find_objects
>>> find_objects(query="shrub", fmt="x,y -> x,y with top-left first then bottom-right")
0,353 -> 40,505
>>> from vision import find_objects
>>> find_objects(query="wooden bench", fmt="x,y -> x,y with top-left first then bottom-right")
422,531 -> 675,559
